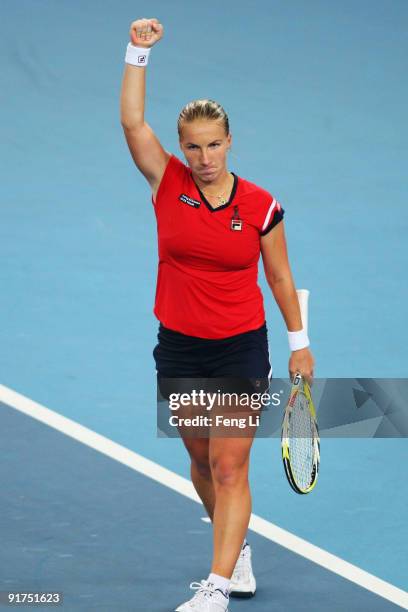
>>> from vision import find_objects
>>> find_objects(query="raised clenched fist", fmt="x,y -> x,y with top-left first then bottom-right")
129,18 -> 164,48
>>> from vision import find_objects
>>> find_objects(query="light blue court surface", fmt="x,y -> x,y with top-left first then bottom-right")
1,0 -> 408,610
0,401 -> 404,612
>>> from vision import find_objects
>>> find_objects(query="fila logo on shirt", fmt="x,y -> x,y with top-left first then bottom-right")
231,205 -> 243,231
179,194 -> 201,208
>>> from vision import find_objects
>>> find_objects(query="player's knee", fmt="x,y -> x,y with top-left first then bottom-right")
211,457 -> 247,488
184,440 -> 211,478
192,457 -> 212,479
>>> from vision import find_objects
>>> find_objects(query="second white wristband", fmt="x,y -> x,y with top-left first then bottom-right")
288,328 -> 310,351
125,43 -> 151,67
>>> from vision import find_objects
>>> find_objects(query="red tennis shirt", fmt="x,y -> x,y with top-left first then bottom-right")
152,154 -> 284,339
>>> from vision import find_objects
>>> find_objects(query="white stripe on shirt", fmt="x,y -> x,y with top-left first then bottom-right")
261,198 -> 277,232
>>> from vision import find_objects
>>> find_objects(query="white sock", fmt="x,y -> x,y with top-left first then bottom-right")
207,573 -> 230,599
242,538 -> 248,550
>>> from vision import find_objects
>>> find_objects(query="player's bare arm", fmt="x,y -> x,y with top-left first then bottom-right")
120,18 -> 170,197
261,222 -> 314,382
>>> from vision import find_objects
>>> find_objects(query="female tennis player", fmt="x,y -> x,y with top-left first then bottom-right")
120,18 -> 314,612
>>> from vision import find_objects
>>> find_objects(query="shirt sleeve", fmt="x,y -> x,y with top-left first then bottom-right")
152,154 -> 187,208
259,196 -> 285,236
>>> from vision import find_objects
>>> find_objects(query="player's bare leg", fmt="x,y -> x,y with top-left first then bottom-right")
183,437 -> 215,520
209,435 -> 254,578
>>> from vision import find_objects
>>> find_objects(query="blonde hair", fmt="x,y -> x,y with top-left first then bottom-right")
177,99 -> 230,138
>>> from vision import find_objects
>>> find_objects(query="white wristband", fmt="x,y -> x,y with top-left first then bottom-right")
125,43 -> 151,67
288,328 -> 310,351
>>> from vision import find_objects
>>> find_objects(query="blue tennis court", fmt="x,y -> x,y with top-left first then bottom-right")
1,1 -> 407,610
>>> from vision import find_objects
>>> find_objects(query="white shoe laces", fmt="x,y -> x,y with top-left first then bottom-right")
187,580 -> 215,608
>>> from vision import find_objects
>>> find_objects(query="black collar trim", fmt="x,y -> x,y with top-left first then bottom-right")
192,172 -> 238,213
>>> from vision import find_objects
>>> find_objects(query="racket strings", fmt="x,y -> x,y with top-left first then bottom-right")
288,391 -> 315,490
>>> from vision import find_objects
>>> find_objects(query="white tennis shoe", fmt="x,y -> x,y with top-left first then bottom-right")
175,579 -> 229,611
229,543 -> 256,598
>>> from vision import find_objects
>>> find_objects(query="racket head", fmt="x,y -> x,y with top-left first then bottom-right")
281,373 -> 320,494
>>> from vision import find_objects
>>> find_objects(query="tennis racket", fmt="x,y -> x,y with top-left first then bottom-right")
281,289 -> 320,494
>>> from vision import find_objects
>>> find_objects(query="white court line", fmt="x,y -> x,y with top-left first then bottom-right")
1,383 -> 407,611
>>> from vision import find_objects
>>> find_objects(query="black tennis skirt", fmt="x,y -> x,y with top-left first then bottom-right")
153,322 -> 272,398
